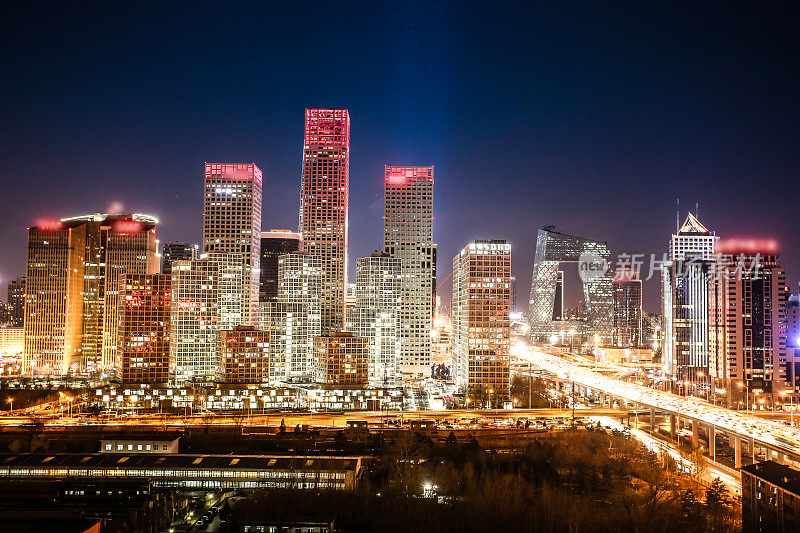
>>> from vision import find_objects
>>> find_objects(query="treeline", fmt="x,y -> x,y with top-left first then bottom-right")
233,428 -> 739,532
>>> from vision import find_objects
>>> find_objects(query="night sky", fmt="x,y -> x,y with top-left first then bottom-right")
2,1 -> 799,313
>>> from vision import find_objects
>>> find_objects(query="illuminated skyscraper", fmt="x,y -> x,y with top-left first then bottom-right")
299,109 -> 350,334
261,252 -> 323,383
23,214 -> 158,376
7,277 -> 25,327
384,165 -> 435,379
117,273 -> 171,384
612,268 -> 643,347
452,239 -> 512,401
170,253 -> 244,384
162,241 -> 196,276
662,213 -> 718,385
259,230 -> 301,303
347,253 -> 401,387
203,163 -> 262,326
709,240 -> 787,405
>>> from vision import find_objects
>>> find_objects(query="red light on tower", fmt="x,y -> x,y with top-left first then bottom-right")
717,238 -> 780,255
112,220 -> 143,234
36,219 -> 63,231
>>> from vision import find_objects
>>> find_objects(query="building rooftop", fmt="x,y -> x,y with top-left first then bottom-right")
0,453 -> 363,472
742,460 -> 800,495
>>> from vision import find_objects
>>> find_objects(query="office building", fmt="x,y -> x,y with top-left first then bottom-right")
612,268 -> 643,347
528,227 -> 613,343
347,253 -> 401,387
203,163 -> 262,326
709,240 -> 787,406
383,165 -> 435,379
314,332 -> 369,386
170,253 -> 244,384
117,274 -> 171,384
662,213 -> 718,386
220,326 -> 269,384
23,214 -> 158,376
0,327 -> 24,358
7,277 -> 25,327
452,239 -> 512,400
299,109 -> 350,334
261,252 -> 323,383
161,242 -> 195,277
741,461 -> 800,532
259,230 -> 301,303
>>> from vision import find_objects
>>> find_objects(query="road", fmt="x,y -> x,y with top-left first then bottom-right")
516,342 -> 800,460
0,407 -> 626,429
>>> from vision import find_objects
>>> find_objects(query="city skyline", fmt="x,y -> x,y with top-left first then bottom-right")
2,2 -> 800,314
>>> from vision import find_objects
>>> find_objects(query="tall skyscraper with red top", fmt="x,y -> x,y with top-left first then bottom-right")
299,109 -> 350,334
384,165 -> 435,379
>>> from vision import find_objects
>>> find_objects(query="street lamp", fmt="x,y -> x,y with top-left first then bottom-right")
737,382 -> 750,413
6,397 -> 13,412
780,391 -> 795,427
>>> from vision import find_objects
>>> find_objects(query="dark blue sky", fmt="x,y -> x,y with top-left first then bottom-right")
1,1 -> 799,312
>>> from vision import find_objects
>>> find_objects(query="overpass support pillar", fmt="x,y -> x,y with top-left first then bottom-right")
708,426 -> 716,461
670,414 -> 677,441
734,437 -> 742,469
649,408 -> 656,430
691,421 -> 699,449
729,435 -> 737,448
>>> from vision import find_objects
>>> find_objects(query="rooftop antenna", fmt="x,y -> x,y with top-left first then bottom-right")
695,202 -> 699,220
676,198 -> 680,233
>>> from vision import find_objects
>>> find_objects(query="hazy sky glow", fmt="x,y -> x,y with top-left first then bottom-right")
1,1 -> 799,312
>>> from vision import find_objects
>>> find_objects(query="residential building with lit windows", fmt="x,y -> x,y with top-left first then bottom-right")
203,163 -> 262,326
161,241 -> 196,277
709,240 -> 787,406
612,268 -> 643,347
259,230 -> 301,303
346,253 -> 401,387
299,109 -> 350,334
452,239 -> 512,401
117,274 -> 171,384
314,332 -> 369,386
23,214 -> 158,376
220,326 -> 269,384
261,252 -> 323,383
741,460 -> 800,532
383,165 -> 435,380
170,253 -> 244,384
7,276 -> 25,327
662,213 -> 718,387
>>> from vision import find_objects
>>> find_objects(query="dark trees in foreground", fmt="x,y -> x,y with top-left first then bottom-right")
234,429 -> 738,533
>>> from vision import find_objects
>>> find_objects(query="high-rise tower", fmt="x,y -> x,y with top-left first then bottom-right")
383,165 -> 435,379
7,277 -> 25,327
23,214 -> 158,376
299,109 -> 350,334
452,239 -> 512,400
259,230 -> 301,303
662,212 -> 718,385
347,253 -> 402,387
203,163 -> 262,326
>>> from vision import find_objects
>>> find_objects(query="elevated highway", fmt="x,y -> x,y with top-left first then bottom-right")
517,342 -> 800,468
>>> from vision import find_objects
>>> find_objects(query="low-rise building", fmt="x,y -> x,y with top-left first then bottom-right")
99,434 -> 180,454
314,332 -> 368,386
741,460 -> 800,532
0,454 -> 364,490
220,326 -> 269,384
